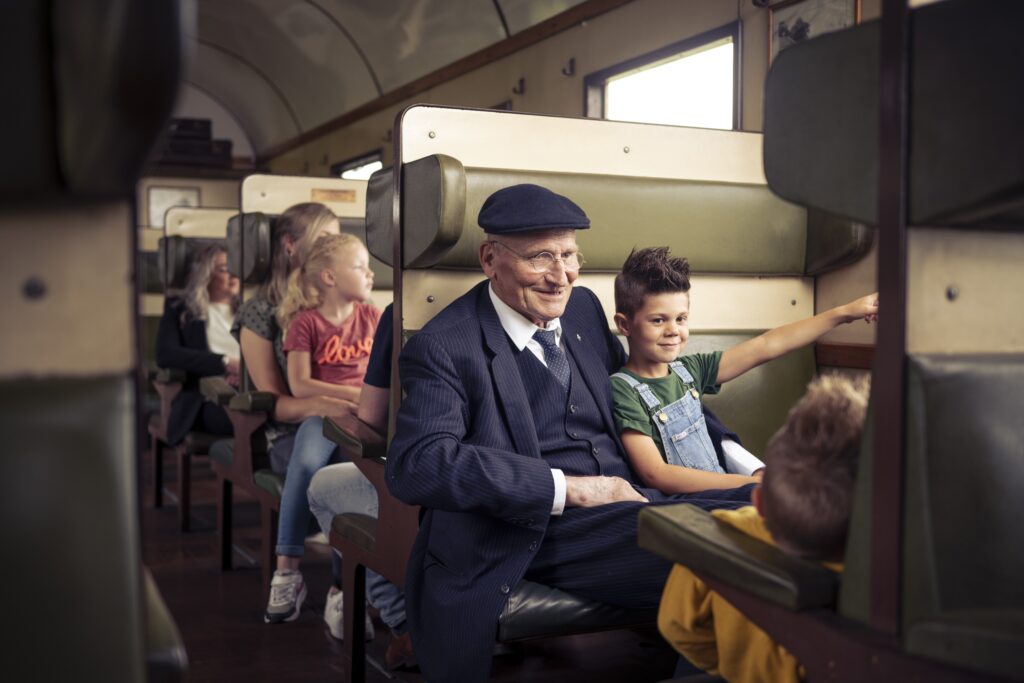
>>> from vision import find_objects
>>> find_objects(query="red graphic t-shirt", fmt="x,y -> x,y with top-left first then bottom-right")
283,303 -> 382,386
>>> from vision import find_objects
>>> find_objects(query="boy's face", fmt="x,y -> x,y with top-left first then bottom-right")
616,291 -> 691,368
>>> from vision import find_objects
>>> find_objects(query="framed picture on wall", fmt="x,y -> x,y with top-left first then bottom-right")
769,0 -> 861,62
148,186 -> 200,228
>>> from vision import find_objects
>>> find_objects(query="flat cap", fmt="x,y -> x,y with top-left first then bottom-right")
477,183 -> 590,234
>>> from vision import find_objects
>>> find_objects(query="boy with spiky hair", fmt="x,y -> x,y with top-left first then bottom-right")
610,246 -> 876,494
658,374 -> 869,682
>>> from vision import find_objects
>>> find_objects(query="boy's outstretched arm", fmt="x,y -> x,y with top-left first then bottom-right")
621,429 -> 761,494
716,293 -> 878,384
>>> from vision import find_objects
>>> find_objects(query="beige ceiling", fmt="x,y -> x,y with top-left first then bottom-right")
183,0 -> 587,157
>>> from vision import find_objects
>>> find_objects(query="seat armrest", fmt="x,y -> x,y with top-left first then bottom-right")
323,415 -> 387,491
227,390 -> 276,413
199,376 -> 236,406
154,368 -> 186,384
143,568 -> 188,683
638,504 -> 839,611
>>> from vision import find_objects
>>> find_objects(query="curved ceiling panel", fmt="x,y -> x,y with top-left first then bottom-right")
186,41 -> 301,152
322,0 -> 507,93
197,0 -> 379,132
497,0 -> 588,35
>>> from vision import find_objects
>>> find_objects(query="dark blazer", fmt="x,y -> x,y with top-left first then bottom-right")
155,298 -> 228,445
386,281 -> 629,681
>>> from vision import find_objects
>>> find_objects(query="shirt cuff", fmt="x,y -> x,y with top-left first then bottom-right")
550,468 -> 566,516
721,439 -> 765,476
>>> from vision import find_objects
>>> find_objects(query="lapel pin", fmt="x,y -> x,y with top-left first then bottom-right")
576,333 -> 582,341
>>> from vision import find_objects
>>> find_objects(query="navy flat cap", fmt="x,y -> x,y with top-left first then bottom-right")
478,183 -> 590,234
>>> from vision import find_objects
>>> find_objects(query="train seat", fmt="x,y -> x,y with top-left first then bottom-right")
324,144 -> 872,679
640,1 -> 1024,680
1,0 -> 187,679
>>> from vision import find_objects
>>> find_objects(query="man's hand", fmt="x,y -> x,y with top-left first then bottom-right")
565,475 -> 649,507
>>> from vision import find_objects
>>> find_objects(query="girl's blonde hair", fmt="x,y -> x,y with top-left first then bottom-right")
183,241 -> 236,322
261,202 -> 339,307
277,232 -> 365,335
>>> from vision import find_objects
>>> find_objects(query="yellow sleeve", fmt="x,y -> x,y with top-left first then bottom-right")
657,564 -> 721,675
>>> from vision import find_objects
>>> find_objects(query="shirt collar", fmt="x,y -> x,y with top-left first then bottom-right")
488,283 -> 562,351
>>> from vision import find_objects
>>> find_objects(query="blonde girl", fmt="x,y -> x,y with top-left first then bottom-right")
265,232 -> 383,629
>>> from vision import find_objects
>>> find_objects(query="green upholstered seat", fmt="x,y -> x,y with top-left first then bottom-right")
764,0 -> 1024,228
253,469 -> 284,499
208,438 -> 235,469
899,354 -> 1024,680
3,377 -> 147,681
638,504 -> 838,611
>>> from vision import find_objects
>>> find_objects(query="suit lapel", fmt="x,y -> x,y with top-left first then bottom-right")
477,287 -> 542,459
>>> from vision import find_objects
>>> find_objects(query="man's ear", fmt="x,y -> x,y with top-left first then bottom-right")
479,241 -> 496,277
614,312 -> 630,336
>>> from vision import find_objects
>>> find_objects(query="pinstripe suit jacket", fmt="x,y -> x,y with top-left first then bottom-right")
386,279 -> 628,682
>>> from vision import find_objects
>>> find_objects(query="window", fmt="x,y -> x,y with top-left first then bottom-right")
330,150 -> 383,180
584,23 -> 739,130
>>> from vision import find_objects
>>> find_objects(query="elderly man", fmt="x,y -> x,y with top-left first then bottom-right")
386,184 -> 754,682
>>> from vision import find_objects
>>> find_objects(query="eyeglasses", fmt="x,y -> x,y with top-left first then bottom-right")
489,240 -> 584,273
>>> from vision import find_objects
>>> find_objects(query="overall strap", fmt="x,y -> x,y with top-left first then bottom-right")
668,360 -> 696,386
611,372 -> 662,415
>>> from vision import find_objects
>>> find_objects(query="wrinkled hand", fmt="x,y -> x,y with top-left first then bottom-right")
225,371 -> 241,389
842,292 -> 879,324
225,357 -> 241,376
565,475 -> 649,508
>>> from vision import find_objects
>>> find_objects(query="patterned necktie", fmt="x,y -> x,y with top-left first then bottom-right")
533,328 -> 571,390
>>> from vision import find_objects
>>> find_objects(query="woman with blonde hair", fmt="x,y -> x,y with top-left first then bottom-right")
155,241 -> 239,445
231,203 -> 394,638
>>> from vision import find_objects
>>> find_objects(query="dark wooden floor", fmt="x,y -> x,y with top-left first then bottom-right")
141,452 -> 680,682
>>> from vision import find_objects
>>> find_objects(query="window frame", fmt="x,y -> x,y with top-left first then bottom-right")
582,22 -> 741,130
329,149 -> 384,179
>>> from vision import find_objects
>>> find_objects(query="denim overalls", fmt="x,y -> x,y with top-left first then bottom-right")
612,361 -> 724,473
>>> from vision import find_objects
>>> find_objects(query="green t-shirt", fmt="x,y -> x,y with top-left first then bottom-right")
610,351 -> 723,461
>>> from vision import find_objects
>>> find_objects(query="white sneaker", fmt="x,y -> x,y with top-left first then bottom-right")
264,569 -> 307,624
324,586 -> 375,642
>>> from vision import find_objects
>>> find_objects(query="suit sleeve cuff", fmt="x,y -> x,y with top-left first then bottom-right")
550,468 -> 566,516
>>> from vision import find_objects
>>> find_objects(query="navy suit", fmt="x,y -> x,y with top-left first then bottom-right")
154,298 -> 233,445
386,281 -> 751,682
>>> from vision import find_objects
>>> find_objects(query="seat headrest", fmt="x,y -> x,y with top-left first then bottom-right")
2,0 -> 184,200
227,212 -> 274,284
157,235 -> 225,290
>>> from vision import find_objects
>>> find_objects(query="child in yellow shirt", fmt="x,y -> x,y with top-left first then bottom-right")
658,374 -> 868,683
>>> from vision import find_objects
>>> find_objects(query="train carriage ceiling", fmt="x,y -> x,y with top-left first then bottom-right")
184,0 -> 590,160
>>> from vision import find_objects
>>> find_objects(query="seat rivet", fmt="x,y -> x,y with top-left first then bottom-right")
428,131 -> 436,139
427,295 -> 435,303
23,276 -> 46,300
623,146 -> 630,153
946,285 -> 959,301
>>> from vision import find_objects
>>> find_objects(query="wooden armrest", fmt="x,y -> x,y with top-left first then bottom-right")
227,390 -> 276,413
199,376 -> 237,405
154,368 -> 186,384
637,503 -> 839,611
323,415 -> 387,491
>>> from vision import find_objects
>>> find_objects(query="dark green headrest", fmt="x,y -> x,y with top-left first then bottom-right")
764,0 -> 1024,228
157,235 -> 225,290
367,154 -> 871,275
227,212 -> 273,284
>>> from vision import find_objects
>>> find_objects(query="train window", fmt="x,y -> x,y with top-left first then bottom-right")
331,150 -> 383,180
584,23 -> 738,130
